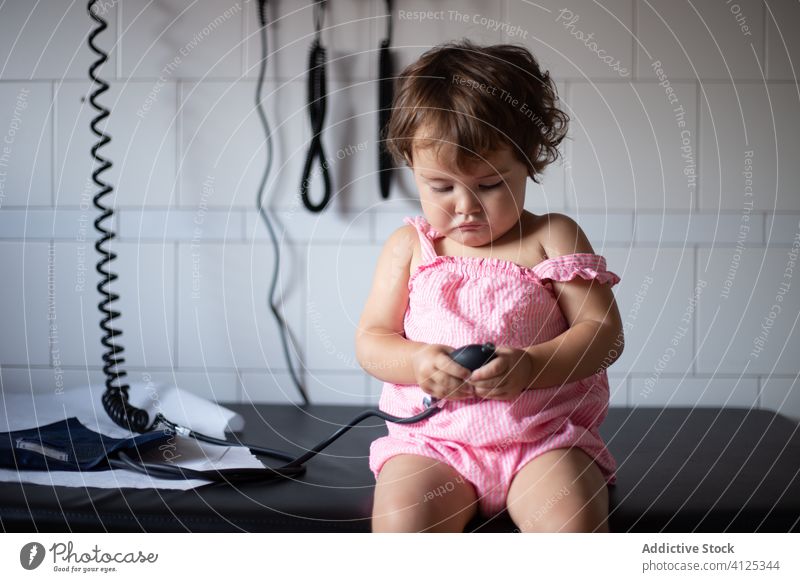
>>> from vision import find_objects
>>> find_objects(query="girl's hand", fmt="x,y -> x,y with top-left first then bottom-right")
467,346 -> 537,401
411,343 -> 476,401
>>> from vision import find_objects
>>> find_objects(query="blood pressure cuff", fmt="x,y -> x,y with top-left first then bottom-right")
0,417 -> 173,471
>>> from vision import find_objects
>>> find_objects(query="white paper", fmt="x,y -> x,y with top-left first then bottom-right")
0,382 -> 243,439
0,383 -> 266,490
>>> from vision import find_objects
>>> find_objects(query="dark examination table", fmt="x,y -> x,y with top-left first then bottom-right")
1,405 -> 799,532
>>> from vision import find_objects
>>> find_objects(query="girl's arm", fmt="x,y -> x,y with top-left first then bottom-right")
523,213 -> 625,390
354,225 -> 424,385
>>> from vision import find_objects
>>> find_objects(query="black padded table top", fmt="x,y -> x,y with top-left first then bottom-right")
1,405 -> 799,532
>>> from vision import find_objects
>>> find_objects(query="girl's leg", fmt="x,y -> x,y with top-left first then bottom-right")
372,454 -> 479,532
506,447 -> 610,533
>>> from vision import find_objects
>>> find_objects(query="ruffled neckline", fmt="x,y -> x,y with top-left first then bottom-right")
408,253 -> 591,288
404,215 -> 619,290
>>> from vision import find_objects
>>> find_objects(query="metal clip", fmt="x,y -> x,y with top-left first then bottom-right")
422,395 -> 440,408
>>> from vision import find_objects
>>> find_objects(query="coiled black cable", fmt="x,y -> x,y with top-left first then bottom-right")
299,0 -> 332,212
255,0 -> 310,406
87,0 -> 156,434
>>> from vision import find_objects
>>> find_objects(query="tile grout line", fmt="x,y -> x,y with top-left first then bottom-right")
176,80 -> 182,206
756,375 -> 761,410
695,77 -> 701,212
693,244 -> 697,377
116,1 -> 122,80
626,376 -> 631,408
502,0 -> 509,42
631,0 -> 637,82
48,238 -> 53,369
762,1 -> 768,80
51,80 -> 56,207
173,240 -> 179,370
241,0 -> 247,79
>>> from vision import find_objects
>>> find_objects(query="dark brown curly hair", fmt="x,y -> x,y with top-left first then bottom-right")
384,39 -> 569,183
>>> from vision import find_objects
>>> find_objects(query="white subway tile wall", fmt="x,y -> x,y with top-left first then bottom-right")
699,83 -> 800,212
0,83 -> 52,206
0,1 -> 798,421
568,81 -> 698,210
635,0 -> 765,81
55,80 -> 179,208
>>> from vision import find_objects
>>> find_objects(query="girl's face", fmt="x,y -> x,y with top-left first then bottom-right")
411,142 -> 529,248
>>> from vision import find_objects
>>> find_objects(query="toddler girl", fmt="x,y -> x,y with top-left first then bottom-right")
355,39 -> 624,533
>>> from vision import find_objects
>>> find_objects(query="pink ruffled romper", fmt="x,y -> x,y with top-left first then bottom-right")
369,215 -> 622,517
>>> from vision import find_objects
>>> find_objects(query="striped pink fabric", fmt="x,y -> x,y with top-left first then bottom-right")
369,215 -> 621,517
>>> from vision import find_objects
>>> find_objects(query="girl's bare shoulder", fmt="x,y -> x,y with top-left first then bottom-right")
531,212 -> 595,259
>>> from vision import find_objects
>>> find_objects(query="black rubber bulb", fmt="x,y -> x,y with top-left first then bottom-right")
423,343 -> 497,408
449,342 -> 497,371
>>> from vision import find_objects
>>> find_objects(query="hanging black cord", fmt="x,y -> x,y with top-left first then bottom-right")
255,0 -> 310,406
299,0 -> 332,212
87,0 -> 157,434
378,0 -> 394,200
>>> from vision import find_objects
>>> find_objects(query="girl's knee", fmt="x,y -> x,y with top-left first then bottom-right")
372,490 -> 473,532
371,457 -> 478,532
516,494 -> 609,533
548,502 -> 609,532
371,501 -> 437,532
